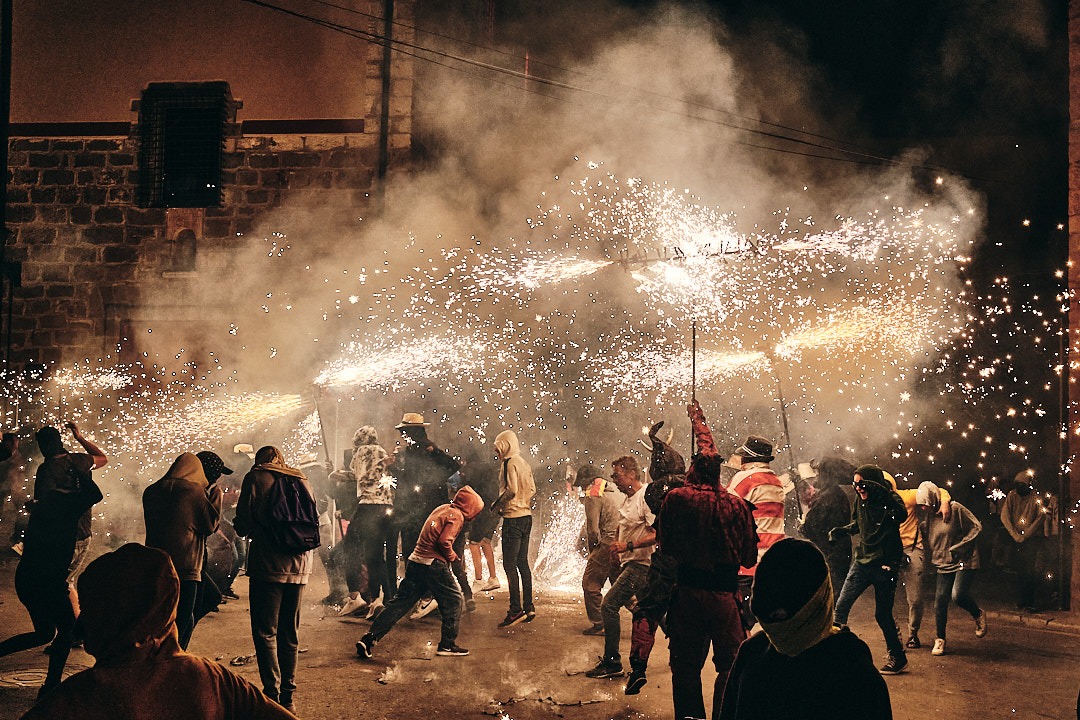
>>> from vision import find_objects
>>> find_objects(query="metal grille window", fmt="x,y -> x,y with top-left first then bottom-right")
136,82 -> 233,208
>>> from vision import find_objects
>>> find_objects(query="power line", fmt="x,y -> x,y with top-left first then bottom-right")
237,0 -> 976,177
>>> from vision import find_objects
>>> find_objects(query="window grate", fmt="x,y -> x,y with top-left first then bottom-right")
137,82 -> 232,208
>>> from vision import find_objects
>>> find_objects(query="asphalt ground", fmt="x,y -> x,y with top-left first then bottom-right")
1,553 -> 1078,719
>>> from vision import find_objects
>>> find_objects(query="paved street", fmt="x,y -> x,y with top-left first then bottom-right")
0,554 -> 1077,720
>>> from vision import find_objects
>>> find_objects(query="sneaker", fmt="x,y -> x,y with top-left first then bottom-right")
582,623 -> 605,636
497,610 -> 526,628
365,598 -> 385,620
465,598 -> 477,613
436,643 -> 470,657
339,595 -> 368,617
905,633 -> 921,649
879,652 -> 908,674
221,588 -> 240,600
974,609 -> 988,638
624,666 -> 647,695
584,656 -> 623,679
524,610 -> 536,623
931,638 -> 946,656
481,577 -> 501,591
356,633 -> 375,659
410,598 -> 438,620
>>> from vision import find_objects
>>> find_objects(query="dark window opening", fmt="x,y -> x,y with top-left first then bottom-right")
170,229 -> 198,272
137,82 -> 234,208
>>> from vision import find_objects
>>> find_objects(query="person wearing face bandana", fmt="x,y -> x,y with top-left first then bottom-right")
828,464 -> 908,675
1000,471 -> 1051,611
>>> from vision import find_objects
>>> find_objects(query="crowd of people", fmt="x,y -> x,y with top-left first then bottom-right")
0,402 -> 1063,719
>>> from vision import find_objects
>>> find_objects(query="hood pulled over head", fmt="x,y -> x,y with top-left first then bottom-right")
161,452 -> 210,488
77,543 -> 180,665
353,425 -> 378,447
451,484 -> 485,520
494,430 -> 520,460
915,481 -> 941,510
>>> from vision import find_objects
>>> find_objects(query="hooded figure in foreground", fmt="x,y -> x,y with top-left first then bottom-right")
719,538 -> 892,720
21,543 -> 296,720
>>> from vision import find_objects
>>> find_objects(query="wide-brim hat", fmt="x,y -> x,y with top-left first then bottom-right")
395,412 -> 430,429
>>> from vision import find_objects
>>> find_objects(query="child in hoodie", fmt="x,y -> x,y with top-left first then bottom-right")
356,485 -> 484,658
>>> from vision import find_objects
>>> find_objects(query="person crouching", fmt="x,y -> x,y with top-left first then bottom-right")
356,485 -> 484,659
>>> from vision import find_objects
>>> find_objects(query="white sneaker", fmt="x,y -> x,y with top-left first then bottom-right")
409,598 -> 438,620
931,638 -> 946,656
338,596 -> 368,617
481,578 -> 501,592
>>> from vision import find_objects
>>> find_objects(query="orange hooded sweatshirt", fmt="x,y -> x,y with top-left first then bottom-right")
408,485 -> 485,565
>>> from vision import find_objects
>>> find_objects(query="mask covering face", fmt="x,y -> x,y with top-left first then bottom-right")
1016,483 -> 1032,497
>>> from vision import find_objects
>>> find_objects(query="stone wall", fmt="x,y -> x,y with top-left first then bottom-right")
3,129 -> 402,366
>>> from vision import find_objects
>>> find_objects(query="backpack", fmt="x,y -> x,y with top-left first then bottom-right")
262,473 -> 321,553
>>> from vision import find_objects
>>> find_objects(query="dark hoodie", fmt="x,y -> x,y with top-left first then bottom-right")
23,543 -> 295,720
657,402 -> 759,590
143,453 -> 223,581
830,464 -> 906,567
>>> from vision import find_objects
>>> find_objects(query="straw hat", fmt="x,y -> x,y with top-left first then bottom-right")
395,412 -> 430,429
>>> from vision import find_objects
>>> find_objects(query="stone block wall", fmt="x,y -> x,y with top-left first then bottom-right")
4,128 -> 399,367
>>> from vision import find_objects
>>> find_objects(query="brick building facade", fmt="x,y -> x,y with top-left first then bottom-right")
2,0 -> 415,367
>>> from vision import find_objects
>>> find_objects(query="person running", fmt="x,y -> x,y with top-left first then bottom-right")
914,481 -> 987,656
356,486 -> 484,659
829,464 -> 909,675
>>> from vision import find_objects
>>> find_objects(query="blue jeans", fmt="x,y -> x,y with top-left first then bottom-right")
501,515 -> 534,615
934,570 -> 981,639
601,561 -> 648,661
370,559 -> 464,646
833,560 -> 904,655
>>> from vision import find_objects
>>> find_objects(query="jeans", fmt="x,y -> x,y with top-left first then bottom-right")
370,559 -> 464,646
833,560 -> 904,656
582,543 -> 620,624
667,585 -> 745,720
601,561 -> 648,661
248,579 -> 304,701
501,515 -> 534,615
898,545 -> 933,636
934,570 -> 981,639
352,504 -> 395,601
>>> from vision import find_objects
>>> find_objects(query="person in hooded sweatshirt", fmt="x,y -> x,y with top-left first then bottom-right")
914,481 -> 986,656
333,425 -> 395,619
657,401 -> 758,720
356,485 -> 485,658
233,446 -> 315,712
718,538 -> 892,720
143,452 -> 223,650
21,543 -> 296,720
829,464 -> 909,675
624,420 -> 685,696
1000,470 -> 1052,611
492,428 -> 536,627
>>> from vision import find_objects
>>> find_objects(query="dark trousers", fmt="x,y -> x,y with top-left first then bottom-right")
833,560 -> 904,655
501,515 -> 534,614
370,559 -> 464,647
629,550 -> 678,666
451,530 -> 473,602
248,579 -> 304,702
934,570 -> 981,639
1,570 -> 74,696
601,561 -> 648,661
176,579 -> 200,650
1012,537 -> 1045,608
351,504 -> 395,601
667,585 -> 745,720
